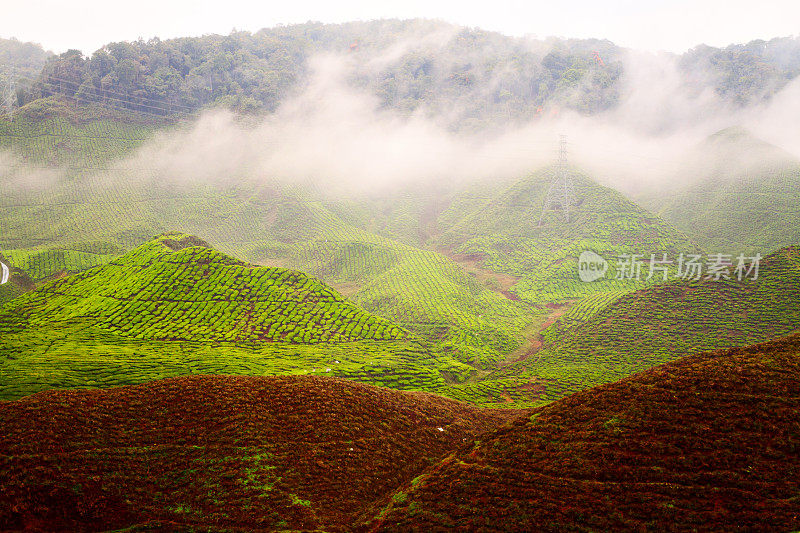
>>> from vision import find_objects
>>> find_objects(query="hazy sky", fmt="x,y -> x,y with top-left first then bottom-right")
2,0 -> 798,55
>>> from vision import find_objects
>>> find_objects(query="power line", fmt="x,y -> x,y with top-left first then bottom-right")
8,68 -> 200,114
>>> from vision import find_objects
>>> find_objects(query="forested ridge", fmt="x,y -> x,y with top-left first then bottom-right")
2,20 -> 800,129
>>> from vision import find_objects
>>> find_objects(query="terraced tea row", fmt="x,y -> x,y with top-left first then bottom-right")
370,331 -> 800,532
2,234 -> 405,344
0,234 -> 496,401
492,246 -> 800,403
0,375 -> 521,531
434,169 -> 703,303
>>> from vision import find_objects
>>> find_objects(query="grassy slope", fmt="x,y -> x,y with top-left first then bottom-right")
433,167 -> 702,303
0,109 -> 541,377
490,245 -> 800,403
661,164 -> 800,254
653,128 -> 800,254
260,238 -> 537,368
370,331 -> 800,532
0,234 -> 483,400
2,233 -> 406,344
0,97 -> 164,169
4,111 -> 799,409
0,374 -> 522,532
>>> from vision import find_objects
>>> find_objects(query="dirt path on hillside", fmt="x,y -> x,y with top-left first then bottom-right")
440,249 -> 576,369
441,250 -> 521,300
500,302 -> 571,367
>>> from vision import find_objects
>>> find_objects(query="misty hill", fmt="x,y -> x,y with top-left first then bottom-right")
0,122 -> 540,396
6,20 -> 623,127
493,245 -> 800,403
433,167 -> 701,302
653,128 -> 800,254
0,37 -> 51,88
8,21 -> 800,129
369,331 -> 800,531
0,374 -> 521,531
0,99 -> 163,172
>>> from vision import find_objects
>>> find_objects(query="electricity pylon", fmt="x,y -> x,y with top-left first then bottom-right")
2,68 -> 15,122
538,135 -> 574,225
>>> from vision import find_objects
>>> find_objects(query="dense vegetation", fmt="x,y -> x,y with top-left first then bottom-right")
434,167 -> 701,302
370,331 -> 800,531
1,20 -> 799,532
648,128 -> 800,254
2,109 -> 798,407
4,22 -> 800,129
0,37 -> 51,107
1,234 -> 483,401
0,374 -> 520,531
491,246 -> 800,402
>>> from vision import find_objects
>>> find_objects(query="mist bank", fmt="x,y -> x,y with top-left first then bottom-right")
10,19 -> 800,132
107,47 -> 800,198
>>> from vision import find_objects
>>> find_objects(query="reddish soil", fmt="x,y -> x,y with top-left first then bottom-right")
442,250 -> 520,299
505,303 -> 570,366
370,331 -> 800,532
0,375 -> 523,532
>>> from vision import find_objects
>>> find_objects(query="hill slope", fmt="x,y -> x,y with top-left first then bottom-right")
0,375 -> 521,531
493,245 -> 800,402
0,111 -> 539,374
1,234 -> 483,401
653,128 -> 800,254
1,233 -> 405,344
370,331 -> 800,532
434,167 -> 701,303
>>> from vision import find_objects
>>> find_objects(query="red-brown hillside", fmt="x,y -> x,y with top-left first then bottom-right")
368,331 -> 800,532
0,375 -> 520,532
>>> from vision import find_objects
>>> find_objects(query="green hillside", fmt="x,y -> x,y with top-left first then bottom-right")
492,245 -> 800,403
0,110 -> 542,375
0,234 -> 487,400
3,108 -> 798,411
1,233 -> 405,343
433,167 -> 702,303
653,128 -> 800,254
11,24 -> 800,128
0,97 -> 165,169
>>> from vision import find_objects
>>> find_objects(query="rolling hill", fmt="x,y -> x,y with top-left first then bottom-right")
369,331 -> 800,532
1,233 -> 405,344
0,108 -> 542,378
490,245 -> 800,403
432,167 -> 702,303
652,128 -> 800,254
0,233 -> 484,401
0,374 -> 522,531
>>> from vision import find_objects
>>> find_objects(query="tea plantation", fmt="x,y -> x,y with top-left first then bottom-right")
0,233 -> 485,400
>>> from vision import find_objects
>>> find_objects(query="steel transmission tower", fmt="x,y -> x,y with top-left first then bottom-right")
538,135 -> 574,225
2,68 -> 15,122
